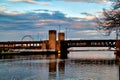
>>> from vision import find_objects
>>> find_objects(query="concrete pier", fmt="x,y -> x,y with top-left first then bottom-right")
115,40 -> 120,61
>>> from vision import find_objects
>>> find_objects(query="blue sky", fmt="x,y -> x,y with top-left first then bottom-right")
0,0 -> 115,41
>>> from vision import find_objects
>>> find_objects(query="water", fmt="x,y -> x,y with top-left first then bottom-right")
0,51 -> 119,80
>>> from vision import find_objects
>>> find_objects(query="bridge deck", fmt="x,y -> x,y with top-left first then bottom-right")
0,40 -> 117,50
0,41 -> 44,49
61,40 -> 116,47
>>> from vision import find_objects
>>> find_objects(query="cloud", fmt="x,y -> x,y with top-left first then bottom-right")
83,16 -> 96,20
6,11 -> 24,16
70,21 -> 97,30
63,0 -> 111,4
64,0 -> 101,2
35,19 -> 70,27
0,9 -> 99,40
38,2 -> 50,6
81,12 -> 93,16
9,0 -> 36,3
64,0 -> 93,2
0,10 -> 71,31
0,3 -> 8,8
76,30 -> 98,35
9,0 -> 50,6
9,0 -> 108,5
0,10 -> 97,31
0,10 -> 96,30
0,8 -> 7,12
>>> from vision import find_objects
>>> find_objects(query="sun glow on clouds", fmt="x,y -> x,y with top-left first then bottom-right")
64,0 -> 103,2
0,9 -> 102,40
36,19 -> 70,27
0,0 -> 114,40
6,11 -> 24,16
9,0 -> 50,5
64,0 -> 112,4
0,8 -> 7,12
0,4 -> 8,12
76,30 -> 98,35
84,16 -> 96,20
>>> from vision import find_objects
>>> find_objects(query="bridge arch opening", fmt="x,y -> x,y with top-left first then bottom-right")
21,35 -> 34,41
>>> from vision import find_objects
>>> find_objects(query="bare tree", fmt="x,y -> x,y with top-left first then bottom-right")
112,0 -> 120,9
97,0 -> 120,40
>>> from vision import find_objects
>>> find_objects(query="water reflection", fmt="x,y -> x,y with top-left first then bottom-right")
0,52 -> 119,80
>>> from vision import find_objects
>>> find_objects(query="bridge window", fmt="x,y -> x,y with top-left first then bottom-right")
30,44 -> 33,46
15,44 -> 21,47
101,42 -> 104,46
76,43 -> 79,46
23,44 -> 26,46
28,44 -> 31,46
67,43 -> 70,46
113,42 -> 116,45
5,44 -> 8,47
105,42 -> 108,46
36,44 -> 40,46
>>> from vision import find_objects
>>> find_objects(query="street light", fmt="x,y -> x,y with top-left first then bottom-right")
65,27 -> 68,40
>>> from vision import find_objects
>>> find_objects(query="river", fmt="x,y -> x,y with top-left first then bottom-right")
0,50 -> 119,80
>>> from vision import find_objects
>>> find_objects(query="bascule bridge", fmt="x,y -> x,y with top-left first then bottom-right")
0,30 -> 120,59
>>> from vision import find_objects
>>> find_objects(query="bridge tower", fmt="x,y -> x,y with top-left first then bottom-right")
48,30 -> 56,50
57,32 -> 65,51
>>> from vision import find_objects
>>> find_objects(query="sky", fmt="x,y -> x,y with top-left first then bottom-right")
0,0 -> 116,41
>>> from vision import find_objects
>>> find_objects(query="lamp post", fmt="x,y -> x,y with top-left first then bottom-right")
65,27 -> 68,40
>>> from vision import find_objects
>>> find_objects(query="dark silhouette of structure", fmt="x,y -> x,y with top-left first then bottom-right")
0,30 -> 120,59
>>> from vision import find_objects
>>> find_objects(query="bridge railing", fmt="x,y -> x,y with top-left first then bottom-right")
0,41 -> 43,49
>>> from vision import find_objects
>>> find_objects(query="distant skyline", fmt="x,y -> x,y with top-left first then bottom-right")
0,0 -> 116,41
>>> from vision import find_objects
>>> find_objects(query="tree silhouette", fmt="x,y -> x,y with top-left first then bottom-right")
97,0 -> 120,40
112,0 -> 120,9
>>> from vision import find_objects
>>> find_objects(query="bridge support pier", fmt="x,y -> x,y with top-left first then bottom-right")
60,50 -> 68,59
115,40 -> 120,61
115,51 -> 120,62
57,32 -> 65,51
60,41 -> 68,59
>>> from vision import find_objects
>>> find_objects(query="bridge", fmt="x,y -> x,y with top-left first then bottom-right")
60,40 -> 120,58
0,39 -> 116,49
61,40 -> 116,47
0,41 -> 44,49
0,30 -> 120,59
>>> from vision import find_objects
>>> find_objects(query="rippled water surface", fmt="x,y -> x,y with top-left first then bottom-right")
0,51 -> 119,80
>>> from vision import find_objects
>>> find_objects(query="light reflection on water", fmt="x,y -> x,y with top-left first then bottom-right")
0,51 -> 119,80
